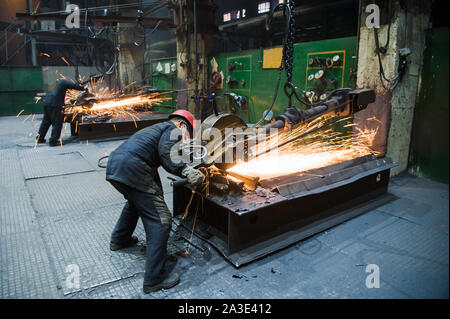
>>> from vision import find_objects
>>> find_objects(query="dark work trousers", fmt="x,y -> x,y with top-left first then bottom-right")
37,105 -> 64,144
109,180 -> 173,287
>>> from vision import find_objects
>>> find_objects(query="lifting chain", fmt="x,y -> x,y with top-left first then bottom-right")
283,0 -> 296,108
281,1 -> 322,108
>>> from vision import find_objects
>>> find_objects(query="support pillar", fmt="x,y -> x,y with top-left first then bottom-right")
355,0 -> 430,176
118,23 -> 145,90
171,0 -> 215,119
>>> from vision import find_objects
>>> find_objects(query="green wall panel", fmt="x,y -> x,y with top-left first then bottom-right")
0,92 -> 43,115
210,36 -> 357,124
144,58 -> 177,113
409,27 -> 449,183
0,66 -> 44,116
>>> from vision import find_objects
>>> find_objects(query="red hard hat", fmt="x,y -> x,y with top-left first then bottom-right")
169,109 -> 195,135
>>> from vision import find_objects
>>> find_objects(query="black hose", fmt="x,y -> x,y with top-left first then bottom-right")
98,155 -> 109,168
253,68 -> 283,127
194,0 -> 198,95
374,28 -> 400,90
254,3 -> 292,127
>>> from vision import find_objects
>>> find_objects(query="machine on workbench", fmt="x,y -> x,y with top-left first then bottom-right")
173,87 -> 395,267
62,80 -> 171,141
172,1 -> 396,267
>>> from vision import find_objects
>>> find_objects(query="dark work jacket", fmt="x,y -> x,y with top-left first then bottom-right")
106,121 -> 186,194
44,80 -> 84,108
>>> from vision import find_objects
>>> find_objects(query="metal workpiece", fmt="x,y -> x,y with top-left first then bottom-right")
194,88 -> 376,170
61,86 -> 173,141
174,155 -> 397,267
64,111 -> 169,141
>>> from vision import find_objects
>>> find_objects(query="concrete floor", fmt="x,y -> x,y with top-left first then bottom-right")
0,114 -> 448,299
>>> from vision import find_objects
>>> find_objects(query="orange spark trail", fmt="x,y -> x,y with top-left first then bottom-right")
228,118 -> 380,180
61,57 -> 70,66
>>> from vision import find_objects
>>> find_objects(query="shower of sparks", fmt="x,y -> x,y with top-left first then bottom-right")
33,0 -> 41,14
22,114 -> 32,123
64,76 -> 170,116
90,95 -> 163,111
61,57 -> 70,66
228,116 -> 380,180
34,134 -> 39,148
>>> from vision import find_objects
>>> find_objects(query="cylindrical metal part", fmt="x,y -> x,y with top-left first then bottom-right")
301,104 -> 328,120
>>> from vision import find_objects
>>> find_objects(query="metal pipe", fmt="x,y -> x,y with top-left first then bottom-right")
28,0 -> 37,66
355,0 -> 362,79
193,0 -> 198,95
5,30 -> 8,61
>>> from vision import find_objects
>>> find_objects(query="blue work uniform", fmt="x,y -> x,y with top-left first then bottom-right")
106,121 -> 186,287
37,79 -> 84,144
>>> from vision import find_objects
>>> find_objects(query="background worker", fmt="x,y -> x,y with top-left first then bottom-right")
105,110 -> 205,294
36,79 -> 86,146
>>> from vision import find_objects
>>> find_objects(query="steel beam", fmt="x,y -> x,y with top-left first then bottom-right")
69,111 -> 169,141
16,12 -> 172,25
174,156 -> 396,267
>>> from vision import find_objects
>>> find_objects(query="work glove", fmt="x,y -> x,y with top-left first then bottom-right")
182,165 -> 205,186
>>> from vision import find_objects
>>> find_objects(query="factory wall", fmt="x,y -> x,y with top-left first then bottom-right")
386,1 -> 430,177
118,23 -> 145,89
0,0 -> 28,66
143,36 -> 358,122
42,66 -> 105,91
355,0 -> 430,177
0,66 -> 43,115
144,57 -> 177,112
209,36 -> 358,123
408,27 -> 449,183
0,66 -> 105,116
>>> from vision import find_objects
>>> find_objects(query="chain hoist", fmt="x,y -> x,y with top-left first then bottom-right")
282,0 -> 296,108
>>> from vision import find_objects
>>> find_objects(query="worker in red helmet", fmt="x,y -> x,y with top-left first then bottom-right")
105,109 -> 204,294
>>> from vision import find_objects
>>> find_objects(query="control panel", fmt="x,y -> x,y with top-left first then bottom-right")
304,50 -> 346,103
223,55 -> 252,120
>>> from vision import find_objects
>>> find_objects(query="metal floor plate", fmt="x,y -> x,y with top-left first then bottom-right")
0,149 -> 25,191
0,231 -> 60,298
39,204 -> 146,296
20,149 -> 94,180
26,171 -> 125,218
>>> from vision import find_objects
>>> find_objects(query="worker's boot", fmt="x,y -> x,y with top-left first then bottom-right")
143,273 -> 180,294
110,235 -> 139,251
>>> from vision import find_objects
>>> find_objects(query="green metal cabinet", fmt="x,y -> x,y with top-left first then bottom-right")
144,57 -> 177,113
209,36 -> 357,123
409,27 -> 449,183
0,66 -> 44,115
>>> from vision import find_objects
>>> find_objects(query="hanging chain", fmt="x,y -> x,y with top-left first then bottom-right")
283,0 -> 296,107
282,1 -> 319,108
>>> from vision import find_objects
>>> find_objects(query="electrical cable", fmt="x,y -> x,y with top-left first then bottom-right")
253,2 -> 292,127
374,28 -> 401,90
98,155 -> 109,168
30,2 -> 148,16
372,0 -> 407,91
254,0 -> 327,127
